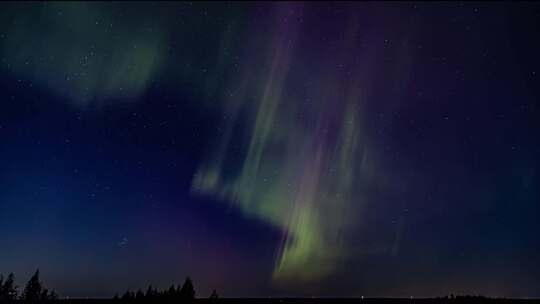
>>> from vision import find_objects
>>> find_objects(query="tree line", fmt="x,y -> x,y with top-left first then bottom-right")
0,270 -> 57,301
114,277 -> 219,301
0,270 -> 218,302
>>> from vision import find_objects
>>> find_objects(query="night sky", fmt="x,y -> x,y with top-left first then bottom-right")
0,1 -> 539,299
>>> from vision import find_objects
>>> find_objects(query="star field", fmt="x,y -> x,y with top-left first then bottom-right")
0,1 -> 539,299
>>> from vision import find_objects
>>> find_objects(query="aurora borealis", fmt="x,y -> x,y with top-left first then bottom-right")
1,1 -> 540,299
193,3 -> 380,282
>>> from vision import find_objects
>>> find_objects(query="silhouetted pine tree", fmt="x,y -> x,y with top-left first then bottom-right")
0,273 -> 18,301
0,275 -> 4,301
22,270 -> 42,301
180,277 -> 195,300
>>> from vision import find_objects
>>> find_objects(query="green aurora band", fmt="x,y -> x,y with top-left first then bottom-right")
191,3 -> 401,283
1,2 -> 411,284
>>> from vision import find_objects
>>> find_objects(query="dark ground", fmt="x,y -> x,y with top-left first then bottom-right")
10,298 -> 538,304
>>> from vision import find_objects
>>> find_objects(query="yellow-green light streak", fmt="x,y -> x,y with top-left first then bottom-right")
192,4 -> 374,283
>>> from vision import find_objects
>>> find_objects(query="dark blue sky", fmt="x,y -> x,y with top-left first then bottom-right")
0,2 -> 539,299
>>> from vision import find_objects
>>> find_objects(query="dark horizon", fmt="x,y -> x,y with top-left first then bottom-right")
2,269 -> 540,301
0,1 -> 539,299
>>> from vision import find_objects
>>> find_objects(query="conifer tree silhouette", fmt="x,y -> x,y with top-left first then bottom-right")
0,275 -> 4,301
22,270 -> 42,301
180,277 -> 195,300
0,273 -> 18,301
